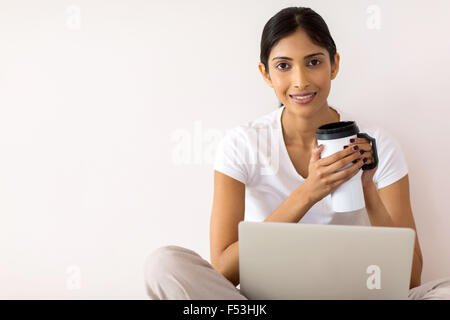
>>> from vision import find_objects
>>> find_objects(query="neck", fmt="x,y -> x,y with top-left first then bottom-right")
281,102 -> 340,149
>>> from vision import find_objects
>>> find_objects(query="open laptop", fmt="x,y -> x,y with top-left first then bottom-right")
238,221 -> 415,300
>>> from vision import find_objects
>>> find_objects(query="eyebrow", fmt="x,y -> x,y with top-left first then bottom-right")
272,52 -> 325,61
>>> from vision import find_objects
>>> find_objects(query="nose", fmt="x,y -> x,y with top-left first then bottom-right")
292,66 -> 310,89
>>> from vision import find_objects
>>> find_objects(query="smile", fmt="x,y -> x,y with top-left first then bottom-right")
290,93 -> 317,104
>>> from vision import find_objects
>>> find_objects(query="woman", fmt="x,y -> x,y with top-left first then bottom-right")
144,7 -> 450,300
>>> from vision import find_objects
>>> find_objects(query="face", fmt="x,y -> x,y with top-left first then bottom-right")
258,28 -> 340,113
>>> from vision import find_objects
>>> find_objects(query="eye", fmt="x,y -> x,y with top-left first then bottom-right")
308,59 -> 322,67
276,62 -> 290,70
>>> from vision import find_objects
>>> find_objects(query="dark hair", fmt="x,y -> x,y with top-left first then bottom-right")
260,7 -> 337,108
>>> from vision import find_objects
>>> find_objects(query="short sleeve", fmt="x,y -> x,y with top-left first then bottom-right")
213,128 -> 249,185
372,126 -> 409,189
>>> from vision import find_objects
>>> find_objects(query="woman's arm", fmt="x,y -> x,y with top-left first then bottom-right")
363,175 -> 423,289
210,171 -> 245,286
210,171 -> 314,286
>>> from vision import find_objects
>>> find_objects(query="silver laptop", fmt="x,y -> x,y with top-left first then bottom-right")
238,221 -> 415,300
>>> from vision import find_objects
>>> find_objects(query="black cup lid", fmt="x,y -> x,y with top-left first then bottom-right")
316,121 -> 359,140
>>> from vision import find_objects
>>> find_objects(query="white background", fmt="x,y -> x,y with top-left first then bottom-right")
0,0 -> 449,299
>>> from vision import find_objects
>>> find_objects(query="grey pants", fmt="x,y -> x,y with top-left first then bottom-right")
144,245 -> 450,300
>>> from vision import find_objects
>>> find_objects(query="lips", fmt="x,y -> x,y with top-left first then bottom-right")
290,92 -> 317,104
290,92 -> 316,97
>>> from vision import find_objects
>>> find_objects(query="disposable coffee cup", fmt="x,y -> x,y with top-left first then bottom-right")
316,121 -> 379,212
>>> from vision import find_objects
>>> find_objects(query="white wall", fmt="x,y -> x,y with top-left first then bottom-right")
0,0 -> 449,299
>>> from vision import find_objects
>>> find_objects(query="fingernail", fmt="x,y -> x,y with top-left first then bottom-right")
353,145 -> 359,151
359,150 -> 364,155
343,145 -> 348,149
363,158 -> 368,163
352,159 -> 358,164
350,138 -> 356,143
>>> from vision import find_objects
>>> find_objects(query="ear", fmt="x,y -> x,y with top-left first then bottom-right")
330,52 -> 340,80
258,62 -> 273,88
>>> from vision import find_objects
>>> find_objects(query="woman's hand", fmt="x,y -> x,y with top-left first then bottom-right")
346,137 -> 378,189
303,140 -> 365,205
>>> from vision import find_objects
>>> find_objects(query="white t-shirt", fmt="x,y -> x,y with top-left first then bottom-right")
213,105 -> 408,226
